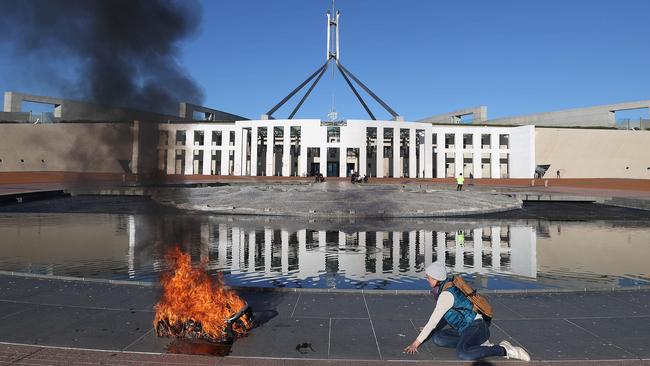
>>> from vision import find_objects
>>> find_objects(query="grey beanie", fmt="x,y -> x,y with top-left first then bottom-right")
425,261 -> 447,281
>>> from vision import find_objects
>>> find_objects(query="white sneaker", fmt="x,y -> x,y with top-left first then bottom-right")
480,340 -> 494,347
499,340 -> 531,361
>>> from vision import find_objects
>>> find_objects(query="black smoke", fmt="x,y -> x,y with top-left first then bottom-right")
0,0 -> 204,115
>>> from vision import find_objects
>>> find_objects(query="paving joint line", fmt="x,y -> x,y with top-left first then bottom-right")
289,292 -> 301,318
7,346 -> 44,366
563,318 -> 640,359
0,299 -> 153,313
362,293 -> 383,360
122,327 -> 154,352
327,318 -> 332,359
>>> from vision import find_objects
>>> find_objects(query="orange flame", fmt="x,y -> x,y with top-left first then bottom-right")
153,247 -> 251,341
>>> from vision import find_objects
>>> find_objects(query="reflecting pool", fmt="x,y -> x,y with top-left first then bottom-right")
0,213 -> 648,290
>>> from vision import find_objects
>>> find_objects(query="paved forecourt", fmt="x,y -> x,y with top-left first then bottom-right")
1,275 -> 650,365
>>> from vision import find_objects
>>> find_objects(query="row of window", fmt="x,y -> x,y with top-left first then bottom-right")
159,128 -> 510,149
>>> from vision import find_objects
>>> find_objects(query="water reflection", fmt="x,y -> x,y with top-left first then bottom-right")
0,213 -> 648,290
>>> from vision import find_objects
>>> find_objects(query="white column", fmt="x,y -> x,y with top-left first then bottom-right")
455,231 -> 464,273
472,133 -> 481,179
299,142 -> 308,177
266,128 -> 274,176
200,223 -> 210,262
359,232 -> 366,249
298,229 -> 307,272
424,230 -> 433,266
202,130 -> 212,175
409,129 -> 417,178
454,132 -> 463,178
491,226 -> 501,271
282,125 -> 291,176
490,132 -> 500,179
418,141 -> 425,178
340,147 -> 347,177
424,130 -> 433,178
220,149 -> 229,176
320,146 -> 327,177
339,231 -> 346,249
234,128 -> 245,176
250,127 -> 258,176
375,231 -> 383,274
281,229 -> 289,274
166,146 -> 175,175
360,135 -> 367,176
436,133 -> 445,178
376,127 -> 384,178
318,230 -> 326,248
393,130 -> 400,178
248,231 -> 256,272
473,228 -> 483,274
184,130 -> 194,175
264,227 -> 272,274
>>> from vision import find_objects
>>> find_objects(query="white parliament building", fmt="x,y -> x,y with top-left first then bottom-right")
156,4 -> 535,180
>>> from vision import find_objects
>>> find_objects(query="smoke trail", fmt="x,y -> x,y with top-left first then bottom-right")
0,0 -> 204,114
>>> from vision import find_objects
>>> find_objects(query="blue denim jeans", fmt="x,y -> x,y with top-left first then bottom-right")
432,319 -> 506,360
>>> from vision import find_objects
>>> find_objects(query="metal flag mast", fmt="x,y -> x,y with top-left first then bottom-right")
264,0 -> 401,121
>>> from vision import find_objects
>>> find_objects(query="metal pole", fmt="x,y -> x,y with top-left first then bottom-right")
265,61 -> 329,117
338,62 -> 400,118
289,62 -> 330,119
336,62 -> 376,120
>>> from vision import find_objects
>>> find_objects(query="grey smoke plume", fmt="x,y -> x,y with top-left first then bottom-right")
0,0 -> 204,114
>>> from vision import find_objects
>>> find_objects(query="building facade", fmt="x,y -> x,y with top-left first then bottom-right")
157,119 -> 535,179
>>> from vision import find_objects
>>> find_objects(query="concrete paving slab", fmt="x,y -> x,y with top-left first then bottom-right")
122,328 -> 170,353
495,293 -> 649,319
0,305 -> 98,345
0,301 -> 32,320
364,294 -> 433,320
240,292 -> 300,318
570,317 -> 650,358
372,319 -> 435,361
37,309 -> 153,350
230,317 -> 329,358
490,297 -> 526,320
497,318 -> 636,360
292,293 -> 368,318
329,319 -> 380,360
606,291 -> 650,314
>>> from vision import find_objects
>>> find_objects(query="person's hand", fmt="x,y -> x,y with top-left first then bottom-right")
404,340 -> 421,354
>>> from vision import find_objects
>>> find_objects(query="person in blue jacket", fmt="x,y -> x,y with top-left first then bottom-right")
404,262 -> 530,361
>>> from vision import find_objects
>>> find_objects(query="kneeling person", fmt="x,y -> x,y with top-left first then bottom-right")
404,262 -> 530,361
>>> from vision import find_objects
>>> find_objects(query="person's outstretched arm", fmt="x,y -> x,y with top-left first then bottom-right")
404,291 -> 453,354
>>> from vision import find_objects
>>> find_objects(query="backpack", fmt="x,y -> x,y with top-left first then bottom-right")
442,275 -> 494,319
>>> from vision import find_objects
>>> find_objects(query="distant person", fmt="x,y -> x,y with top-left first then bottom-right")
404,262 -> 530,361
456,173 -> 464,191
556,170 -> 560,179
469,172 -> 474,186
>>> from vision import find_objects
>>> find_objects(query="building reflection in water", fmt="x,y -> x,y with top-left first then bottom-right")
138,217 -> 537,287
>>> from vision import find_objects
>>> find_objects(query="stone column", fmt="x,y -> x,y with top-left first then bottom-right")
299,143 -> 308,176
436,231 -> 446,262
491,226 -> 501,271
234,128 -> 244,176
298,229 -> 306,272
202,128 -> 212,175
436,133 -> 445,178
360,132 -> 367,176
376,127 -> 384,178
218,224 -> 228,268
250,127 -> 258,176
166,142 -> 175,175
490,132 -> 500,179
454,132 -> 463,178
220,149 -> 229,176
184,130 -> 194,175
266,127 -> 274,176
424,130 -> 433,178
392,232 -> 400,274
408,231 -> 416,274
340,147 -> 347,177
409,129 -> 417,178
231,227 -> 241,271
472,133 -> 481,179
282,125 -> 291,176
319,146 -> 327,177
393,130 -> 400,178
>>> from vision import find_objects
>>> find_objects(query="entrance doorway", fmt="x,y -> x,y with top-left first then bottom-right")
310,163 -> 320,176
327,162 -> 339,177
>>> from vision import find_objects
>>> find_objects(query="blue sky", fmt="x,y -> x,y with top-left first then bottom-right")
2,0 -> 650,120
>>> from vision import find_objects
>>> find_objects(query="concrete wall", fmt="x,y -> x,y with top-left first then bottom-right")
487,100 -> 650,128
418,106 -> 487,124
0,123 -> 134,173
535,128 -> 650,179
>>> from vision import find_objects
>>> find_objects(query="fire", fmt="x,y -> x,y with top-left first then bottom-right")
154,247 -> 253,342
